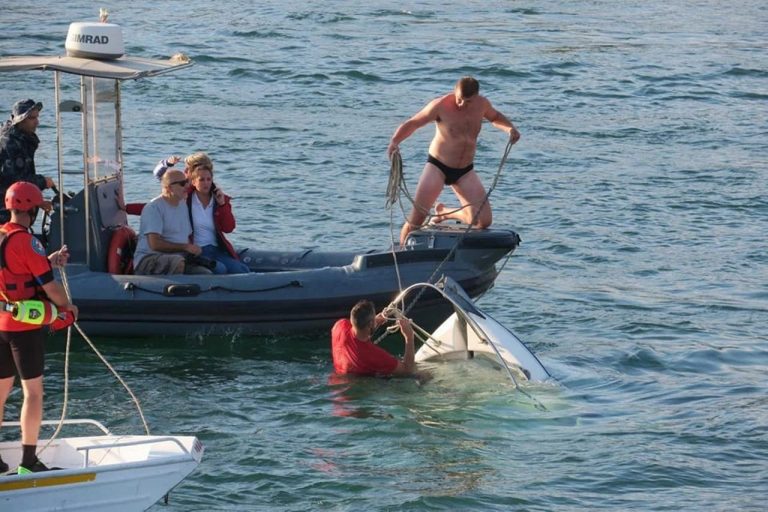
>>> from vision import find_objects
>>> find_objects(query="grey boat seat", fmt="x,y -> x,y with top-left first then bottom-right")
91,178 -> 136,274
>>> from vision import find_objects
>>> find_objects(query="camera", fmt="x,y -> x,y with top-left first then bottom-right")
184,253 -> 217,271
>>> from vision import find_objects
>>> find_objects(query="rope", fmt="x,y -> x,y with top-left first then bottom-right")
402,139 -> 513,310
37,326 -> 72,458
380,303 -> 443,355
38,248 -> 152,458
388,208 -> 404,292
29,157 -> 150,458
381,294 -> 548,411
385,150 -> 403,210
72,319 -> 151,434
386,150 -> 434,229
378,138 -> 515,345
124,279 -> 302,296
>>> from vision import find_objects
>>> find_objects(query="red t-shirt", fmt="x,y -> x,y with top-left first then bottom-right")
331,318 -> 398,376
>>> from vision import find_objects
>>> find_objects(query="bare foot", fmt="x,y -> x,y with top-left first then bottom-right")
431,203 -> 447,224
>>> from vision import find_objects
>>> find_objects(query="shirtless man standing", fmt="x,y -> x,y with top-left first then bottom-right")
387,77 -> 520,246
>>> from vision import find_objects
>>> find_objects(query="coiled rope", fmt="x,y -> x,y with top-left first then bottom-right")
380,138 -> 515,343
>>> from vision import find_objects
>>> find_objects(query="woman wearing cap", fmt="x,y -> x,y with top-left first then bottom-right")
0,99 -> 56,223
184,152 -> 249,274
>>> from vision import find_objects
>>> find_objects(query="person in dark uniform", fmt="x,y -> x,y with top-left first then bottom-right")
0,181 -> 77,474
0,99 -> 56,223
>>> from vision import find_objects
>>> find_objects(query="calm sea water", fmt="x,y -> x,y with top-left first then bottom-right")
1,1 -> 767,510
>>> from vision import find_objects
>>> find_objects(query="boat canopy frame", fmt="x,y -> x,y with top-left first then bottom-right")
0,54 -> 192,268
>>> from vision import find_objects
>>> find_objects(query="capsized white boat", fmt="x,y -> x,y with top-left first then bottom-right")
394,277 -> 552,384
0,419 -> 203,512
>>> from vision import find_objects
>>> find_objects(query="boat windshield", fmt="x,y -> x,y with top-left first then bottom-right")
54,74 -> 122,185
80,76 -> 122,183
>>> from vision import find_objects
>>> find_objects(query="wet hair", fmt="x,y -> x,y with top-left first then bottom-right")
350,300 -> 376,330
456,76 -> 480,98
185,152 -> 214,176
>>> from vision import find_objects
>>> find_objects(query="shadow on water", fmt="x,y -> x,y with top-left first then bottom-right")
47,329 -> 331,363
46,325 -> 424,379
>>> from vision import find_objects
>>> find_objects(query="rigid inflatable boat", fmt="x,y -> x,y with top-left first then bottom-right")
0,20 -> 519,337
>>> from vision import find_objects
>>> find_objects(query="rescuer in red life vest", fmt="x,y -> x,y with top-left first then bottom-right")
0,181 -> 77,474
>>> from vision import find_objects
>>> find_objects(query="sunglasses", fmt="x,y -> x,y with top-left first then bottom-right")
170,179 -> 189,187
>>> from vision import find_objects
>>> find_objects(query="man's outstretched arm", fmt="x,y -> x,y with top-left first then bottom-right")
390,317 -> 415,376
485,103 -> 520,144
388,98 -> 441,158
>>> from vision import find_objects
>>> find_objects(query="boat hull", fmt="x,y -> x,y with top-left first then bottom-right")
0,431 -> 203,512
1,458 -> 199,512
408,278 -> 552,383
59,226 -> 520,337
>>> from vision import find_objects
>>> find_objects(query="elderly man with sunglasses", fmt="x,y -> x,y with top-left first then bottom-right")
133,169 -> 212,275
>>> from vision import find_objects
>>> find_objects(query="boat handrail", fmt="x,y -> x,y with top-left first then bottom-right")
1,418 -> 111,435
76,436 -> 191,466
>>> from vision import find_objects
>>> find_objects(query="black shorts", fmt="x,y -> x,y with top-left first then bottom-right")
427,154 -> 474,185
0,329 -> 46,380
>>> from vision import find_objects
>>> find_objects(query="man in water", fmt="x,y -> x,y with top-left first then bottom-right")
387,76 -> 520,246
0,99 -> 56,223
331,300 -> 416,377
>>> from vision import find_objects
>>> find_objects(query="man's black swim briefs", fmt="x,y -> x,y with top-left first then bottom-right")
427,154 -> 474,185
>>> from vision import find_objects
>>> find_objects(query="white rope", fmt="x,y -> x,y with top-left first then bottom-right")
375,303 -> 442,358
388,207 -> 404,293
38,241 -> 151,459
377,140 -> 515,347
72,319 -> 151,435
36,326 -> 71,458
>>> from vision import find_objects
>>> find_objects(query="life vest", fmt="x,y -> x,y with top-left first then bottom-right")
0,225 -> 41,303
0,225 -> 52,331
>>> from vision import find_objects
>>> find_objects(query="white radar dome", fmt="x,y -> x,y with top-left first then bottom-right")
65,22 -> 125,60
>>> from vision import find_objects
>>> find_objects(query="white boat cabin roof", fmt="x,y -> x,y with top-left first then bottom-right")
0,54 -> 192,80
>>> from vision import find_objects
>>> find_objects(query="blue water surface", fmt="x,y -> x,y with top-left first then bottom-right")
1,1 -> 766,510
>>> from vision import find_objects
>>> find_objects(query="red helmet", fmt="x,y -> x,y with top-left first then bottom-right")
4,181 -> 45,211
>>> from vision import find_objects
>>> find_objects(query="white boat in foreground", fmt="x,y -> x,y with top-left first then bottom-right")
0,419 -> 203,512
397,278 -> 552,384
